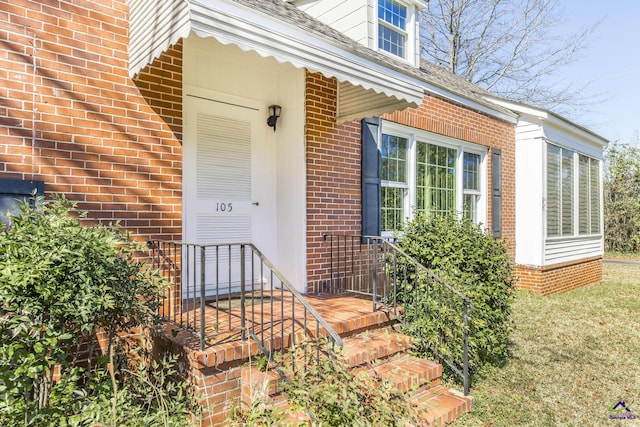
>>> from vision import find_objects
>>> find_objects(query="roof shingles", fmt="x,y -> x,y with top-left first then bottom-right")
230,0 -> 515,119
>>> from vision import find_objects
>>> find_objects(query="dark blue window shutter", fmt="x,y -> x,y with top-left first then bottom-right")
491,148 -> 502,238
0,179 -> 45,226
361,117 -> 381,237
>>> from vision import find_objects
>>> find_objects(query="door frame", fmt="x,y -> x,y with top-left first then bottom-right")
182,87 -> 277,295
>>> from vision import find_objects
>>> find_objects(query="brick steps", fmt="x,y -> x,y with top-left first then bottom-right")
357,353 -> 443,394
339,327 -> 413,367
411,385 -> 473,426
239,327 -> 471,425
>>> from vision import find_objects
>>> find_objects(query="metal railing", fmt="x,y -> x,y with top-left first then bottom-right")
147,241 -> 343,359
322,234 -> 474,395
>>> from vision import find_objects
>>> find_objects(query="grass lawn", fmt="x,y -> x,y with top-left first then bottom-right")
604,252 -> 640,262
455,261 -> 640,426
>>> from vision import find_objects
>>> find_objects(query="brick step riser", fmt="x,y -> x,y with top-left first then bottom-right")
338,327 -> 413,368
240,363 -> 444,407
239,329 -> 472,426
411,386 -> 473,426
241,331 -> 441,406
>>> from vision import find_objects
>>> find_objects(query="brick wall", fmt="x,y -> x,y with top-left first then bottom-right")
190,362 -> 244,426
383,93 -> 516,255
304,80 -> 516,292
305,71 -> 363,292
516,257 -> 603,295
0,0 -> 182,242
134,41 -> 183,142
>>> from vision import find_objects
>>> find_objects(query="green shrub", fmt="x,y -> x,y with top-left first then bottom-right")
229,342 -> 421,426
284,343 -> 419,426
0,195 -> 196,426
397,214 -> 516,372
227,399 -> 285,426
604,141 -> 640,253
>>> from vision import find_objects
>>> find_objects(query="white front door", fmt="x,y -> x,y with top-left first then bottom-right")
183,94 -> 275,295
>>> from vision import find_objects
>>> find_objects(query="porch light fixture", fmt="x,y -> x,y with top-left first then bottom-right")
267,105 -> 281,132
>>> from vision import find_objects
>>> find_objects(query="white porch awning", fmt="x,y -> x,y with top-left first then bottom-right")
129,0 -> 424,122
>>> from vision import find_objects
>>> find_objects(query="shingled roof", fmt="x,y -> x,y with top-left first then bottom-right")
130,0 -> 515,121
229,0 -> 516,120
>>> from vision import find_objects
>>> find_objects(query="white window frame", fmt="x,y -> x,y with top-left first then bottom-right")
462,152 -> 482,223
380,133 -> 409,232
545,141 -> 603,239
375,0 -> 417,63
380,122 -> 488,236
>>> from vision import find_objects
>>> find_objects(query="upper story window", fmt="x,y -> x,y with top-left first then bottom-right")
378,0 -> 408,59
546,143 -> 601,238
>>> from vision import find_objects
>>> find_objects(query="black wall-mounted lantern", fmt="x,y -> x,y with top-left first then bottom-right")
267,105 -> 281,132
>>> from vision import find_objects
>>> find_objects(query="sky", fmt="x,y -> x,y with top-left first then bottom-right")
555,1 -> 640,144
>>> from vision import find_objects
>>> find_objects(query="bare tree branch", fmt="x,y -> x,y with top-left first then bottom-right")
419,0 -> 602,118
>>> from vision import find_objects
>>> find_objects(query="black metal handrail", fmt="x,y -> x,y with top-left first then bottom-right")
147,241 -> 343,359
322,234 -> 474,395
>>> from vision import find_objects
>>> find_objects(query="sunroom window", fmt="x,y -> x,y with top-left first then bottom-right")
378,0 -> 407,59
546,143 -> 601,238
578,154 -> 601,235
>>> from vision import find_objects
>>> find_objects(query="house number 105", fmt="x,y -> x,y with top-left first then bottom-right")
216,202 -> 232,212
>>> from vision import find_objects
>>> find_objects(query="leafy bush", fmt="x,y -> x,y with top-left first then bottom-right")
74,354 -> 196,427
604,140 -> 640,253
228,342 -> 421,426
284,343 -> 419,426
227,399 -> 285,426
0,195 -> 196,426
397,214 -> 516,372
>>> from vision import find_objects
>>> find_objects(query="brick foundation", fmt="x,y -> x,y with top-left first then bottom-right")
190,362 -> 244,426
515,257 -> 603,295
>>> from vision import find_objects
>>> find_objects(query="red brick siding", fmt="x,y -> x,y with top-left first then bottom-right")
305,81 -> 517,292
134,41 -> 183,141
0,0 -> 182,242
189,362 -> 244,426
383,93 -> 516,255
305,71 -> 363,292
516,257 -> 603,295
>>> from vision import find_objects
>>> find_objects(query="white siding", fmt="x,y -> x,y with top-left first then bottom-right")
295,0 -> 370,45
129,0 -> 190,76
514,116 -> 545,140
544,123 -> 605,160
514,136 -> 545,266
295,0 -> 421,67
544,237 -> 603,264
